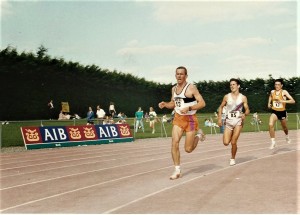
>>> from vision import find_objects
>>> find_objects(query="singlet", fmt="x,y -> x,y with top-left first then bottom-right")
225,93 -> 244,119
271,90 -> 286,111
173,83 -> 197,115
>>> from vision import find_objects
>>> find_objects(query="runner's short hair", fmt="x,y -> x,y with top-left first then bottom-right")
176,66 -> 187,75
229,78 -> 241,85
274,78 -> 284,85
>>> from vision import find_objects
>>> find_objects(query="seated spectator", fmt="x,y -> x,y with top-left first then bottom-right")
204,118 -> 219,127
103,115 -> 114,125
74,113 -> 81,119
167,110 -> 175,123
162,114 -> 169,123
251,112 -> 262,125
58,110 -> 70,120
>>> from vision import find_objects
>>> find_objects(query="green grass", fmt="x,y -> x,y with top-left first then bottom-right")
1,113 -> 299,148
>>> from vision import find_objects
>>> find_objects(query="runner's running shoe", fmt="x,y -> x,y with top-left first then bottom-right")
170,169 -> 181,180
269,141 -> 276,149
196,129 -> 206,142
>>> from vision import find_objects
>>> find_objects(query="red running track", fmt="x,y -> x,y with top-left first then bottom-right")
0,130 -> 299,213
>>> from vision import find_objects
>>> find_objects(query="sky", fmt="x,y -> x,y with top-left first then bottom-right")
1,0 -> 298,84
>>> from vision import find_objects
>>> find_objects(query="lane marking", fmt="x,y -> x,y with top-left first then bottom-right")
0,146 -> 297,212
103,149 -> 298,214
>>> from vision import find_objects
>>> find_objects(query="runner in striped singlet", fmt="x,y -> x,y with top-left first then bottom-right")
218,78 -> 250,166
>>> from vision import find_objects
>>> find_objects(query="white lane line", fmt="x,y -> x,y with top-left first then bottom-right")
0,145 -> 296,212
0,140 -> 274,189
0,147 -> 171,171
103,149 -> 298,214
0,133 -> 278,170
0,150 -> 169,178
0,140 -> 295,188
0,143 -> 170,164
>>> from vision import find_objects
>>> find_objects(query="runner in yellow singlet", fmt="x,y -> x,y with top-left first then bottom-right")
268,79 -> 295,149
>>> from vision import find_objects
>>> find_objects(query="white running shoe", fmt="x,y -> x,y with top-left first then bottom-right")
269,142 -> 276,149
196,129 -> 206,142
229,159 -> 236,166
286,137 -> 291,144
169,169 -> 181,180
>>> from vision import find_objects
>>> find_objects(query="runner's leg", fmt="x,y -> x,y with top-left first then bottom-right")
230,125 -> 242,159
171,125 -> 184,165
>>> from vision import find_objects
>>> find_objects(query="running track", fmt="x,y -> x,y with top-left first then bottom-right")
0,130 -> 299,213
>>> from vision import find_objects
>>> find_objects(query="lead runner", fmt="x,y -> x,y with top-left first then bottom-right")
217,78 -> 250,166
158,66 -> 206,180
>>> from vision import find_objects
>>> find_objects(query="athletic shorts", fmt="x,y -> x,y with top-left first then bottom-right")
172,113 -> 199,132
272,109 -> 287,120
225,117 -> 242,131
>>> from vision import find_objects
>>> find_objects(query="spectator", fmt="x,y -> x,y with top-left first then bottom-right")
149,107 -> 157,134
135,107 -> 144,133
204,118 -> 219,127
58,110 -> 67,120
86,106 -> 95,125
109,102 -> 116,118
73,113 -> 81,119
162,114 -> 168,123
48,99 -> 55,120
251,112 -> 262,125
96,105 -> 106,119
144,112 -> 150,122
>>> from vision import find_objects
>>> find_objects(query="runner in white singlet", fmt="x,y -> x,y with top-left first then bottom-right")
217,78 -> 250,166
158,66 -> 206,180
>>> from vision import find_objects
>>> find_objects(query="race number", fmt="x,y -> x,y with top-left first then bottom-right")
174,97 -> 184,108
227,111 -> 240,119
272,101 -> 283,108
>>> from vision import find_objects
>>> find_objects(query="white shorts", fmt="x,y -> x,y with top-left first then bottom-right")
225,117 -> 242,130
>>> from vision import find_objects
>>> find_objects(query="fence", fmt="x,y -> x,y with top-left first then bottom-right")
1,113 -> 299,148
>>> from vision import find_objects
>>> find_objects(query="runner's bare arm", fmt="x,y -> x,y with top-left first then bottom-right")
158,87 -> 176,109
241,96 -> 250,119
217,95 -> 228,126
187,84 -> 206,111
282,90 -> 295,104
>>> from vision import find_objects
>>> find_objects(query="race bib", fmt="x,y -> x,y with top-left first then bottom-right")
227,111 -> 240,119
174,97 -> 184,108
272,101 -> 283,108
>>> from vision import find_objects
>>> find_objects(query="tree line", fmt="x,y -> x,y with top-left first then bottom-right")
0,45 -> 299,121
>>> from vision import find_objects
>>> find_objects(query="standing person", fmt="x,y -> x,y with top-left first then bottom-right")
149,107 -> 157,134
96,105 -> 106,124
109,102 -> 116,118
48,99 -> 54,120
86,106 -> 95,125
217,78 -> 250,166
267,78 -> 295,149
158,66 -> 206,180
135,107 -> 144,133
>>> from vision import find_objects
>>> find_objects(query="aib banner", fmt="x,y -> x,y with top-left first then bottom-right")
21,124 -> 133,150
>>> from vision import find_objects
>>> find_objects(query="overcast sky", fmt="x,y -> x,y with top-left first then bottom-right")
1,0 -> 298,84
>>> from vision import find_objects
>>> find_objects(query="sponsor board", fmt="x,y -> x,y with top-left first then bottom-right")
21,124 -> 133,150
